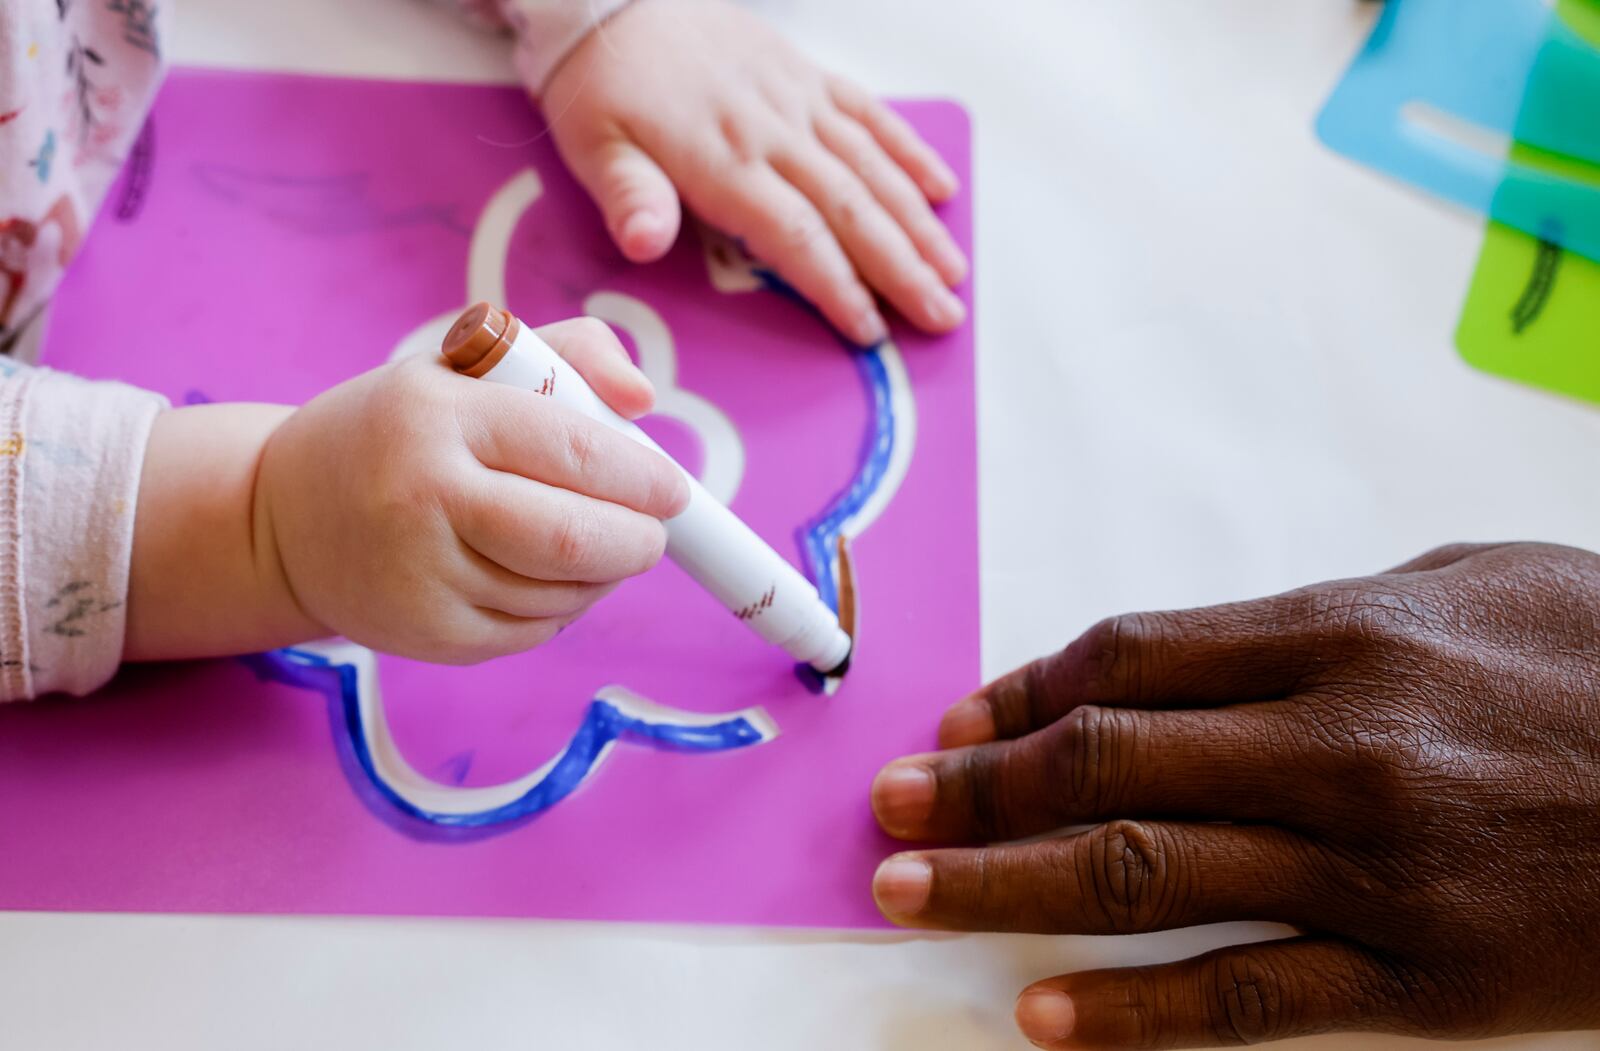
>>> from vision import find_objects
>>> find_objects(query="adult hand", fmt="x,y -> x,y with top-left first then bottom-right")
871,542 -> 1600,1048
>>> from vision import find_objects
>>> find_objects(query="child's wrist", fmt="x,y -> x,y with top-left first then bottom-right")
249,417 -> 332,646
124,403 -> 326,661
519,0 -> 638,96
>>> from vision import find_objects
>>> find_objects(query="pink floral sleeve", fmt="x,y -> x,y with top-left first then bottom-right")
0,1 -> 623,699
0,2 -> 168,700
432,0 -> 635,90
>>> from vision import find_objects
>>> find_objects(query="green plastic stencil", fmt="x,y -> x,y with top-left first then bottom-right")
1456,215 -> 1600,402
1455,0 -> 1600,403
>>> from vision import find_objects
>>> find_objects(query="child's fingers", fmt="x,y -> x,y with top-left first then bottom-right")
473,579 -> 610,622
462,390 -> 687,521
828,76 -> 959,202
458,543 -> 617,620
534,316 -> 655,420
559,132 -> 683,263
772,147 -> 964,334
693,164 -> 887,345
455,473 -> 670,584
460,607 -> 573,661
815,112 -> 967,286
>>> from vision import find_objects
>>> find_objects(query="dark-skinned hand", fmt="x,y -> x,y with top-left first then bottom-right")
870,542 -> 1600,1049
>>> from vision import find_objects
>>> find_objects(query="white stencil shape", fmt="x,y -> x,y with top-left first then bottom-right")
387,170 -> 745,505
582,291 -> 745,506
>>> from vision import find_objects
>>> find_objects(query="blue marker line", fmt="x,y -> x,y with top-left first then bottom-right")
251,266 -> 900,832
256,647 -> 768,831
800,348 -> 895,613
751,267 -> 899,614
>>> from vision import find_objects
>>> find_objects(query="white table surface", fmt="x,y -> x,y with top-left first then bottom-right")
4,1 -> 1599,1048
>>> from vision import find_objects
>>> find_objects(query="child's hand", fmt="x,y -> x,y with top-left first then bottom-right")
125,319 -> 687,665
258,318 -> 687,663
541,0 -> 967,346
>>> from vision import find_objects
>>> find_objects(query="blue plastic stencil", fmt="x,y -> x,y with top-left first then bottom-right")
1317,0 -> 1600,261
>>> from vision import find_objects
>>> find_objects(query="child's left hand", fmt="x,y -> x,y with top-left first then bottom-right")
539,0 -> 968,346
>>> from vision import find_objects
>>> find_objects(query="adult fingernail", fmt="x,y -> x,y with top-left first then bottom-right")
872,854 -> 931,919
871,762 -> 935,834
1016,990 -> 1075,1045
924,288 -> 965,330
853,310 -> 888,346
938,697 -> 994,748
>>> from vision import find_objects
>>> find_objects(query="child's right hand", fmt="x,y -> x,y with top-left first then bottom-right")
539,0 -> 966,346
125,318 -> 688,665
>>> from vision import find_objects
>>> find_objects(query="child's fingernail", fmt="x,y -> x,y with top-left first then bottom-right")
872,854 -> 932,919
936,243 -> 969,285
929,163 -> 959,198
853,310 -> 888,346
619,210 -> 666,251
938,697 -> 995,747
925,288 -> 965,330
871,761 -> 935,834
1016,990 -> 1076,1045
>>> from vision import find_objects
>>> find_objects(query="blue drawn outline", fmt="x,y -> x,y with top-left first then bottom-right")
751,270 -> 899,615
802,346 -> 894,614
252,647 -> 769,833
245,269 -> 903,835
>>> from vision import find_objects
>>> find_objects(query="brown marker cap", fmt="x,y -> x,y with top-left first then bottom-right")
442,302 -> 520,378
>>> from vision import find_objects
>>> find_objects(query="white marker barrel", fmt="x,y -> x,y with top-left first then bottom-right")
446,306 -> 852,674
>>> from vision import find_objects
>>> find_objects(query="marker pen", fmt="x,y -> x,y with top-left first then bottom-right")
442,303 -> 853,678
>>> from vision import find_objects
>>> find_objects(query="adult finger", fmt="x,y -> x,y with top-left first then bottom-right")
454,473 -> 669,584
772,145 -> 965,333
875,704 -> 1302,842
873,821 -> 1329,934
815,111 -> 967,285
1014,938 -> 1413,1049
688,161 -> 888,345
938,593 -> 1364,750
828,76 -> 959,202
557,130 -> 683,263
1383,542 -> 1513,575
